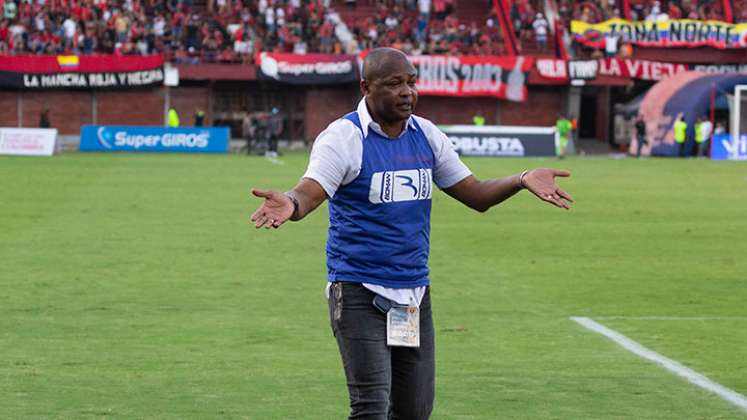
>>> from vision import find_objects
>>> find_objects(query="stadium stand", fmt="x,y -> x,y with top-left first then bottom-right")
560,0 -> 726,25
0,0 -> 554,61
1,0 -> 743,61
333,0 -> 507,55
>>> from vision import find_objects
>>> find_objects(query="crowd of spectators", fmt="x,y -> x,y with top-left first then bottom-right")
557,0 -> 747,25
0,0 -> 332,61
346,0 -> 506,56
509,0 -> 551,51
2,0 -> 741,61
0,0 -> 513,60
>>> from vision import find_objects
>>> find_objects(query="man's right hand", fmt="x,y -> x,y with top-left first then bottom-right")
250,189 -> 295,229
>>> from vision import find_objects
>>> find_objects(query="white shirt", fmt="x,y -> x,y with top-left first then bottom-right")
418,0 -> 430,14
265,8 -> 274,25
701,120 -> 713,140
63,18 -> 76,39
532,18 -> 548,36
154,17 -> 166,36
305,97 -> 471,306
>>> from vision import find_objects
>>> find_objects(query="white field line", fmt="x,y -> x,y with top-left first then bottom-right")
265,156 -> 285,165
591,316 -> 747,321
570,316 -> 747,413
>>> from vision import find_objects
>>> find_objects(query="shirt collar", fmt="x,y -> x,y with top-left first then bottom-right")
357,97 -> 417,139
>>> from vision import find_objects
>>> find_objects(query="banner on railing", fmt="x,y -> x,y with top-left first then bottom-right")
711,133 -> 747,160
440,125 -> 557,157
571,19 -> 747,49
0,128 -> 57,156
0,55 -> 164,89
408,55 -> 534,101
535,58 -> 743,82
79,125 -> 229,153
257,52 -> 358,85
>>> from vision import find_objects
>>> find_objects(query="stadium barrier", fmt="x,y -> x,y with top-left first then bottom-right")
79,125 -> 230,153
0,128 -> 58,156
440,125 -> 558,157
712,133 -> 747,160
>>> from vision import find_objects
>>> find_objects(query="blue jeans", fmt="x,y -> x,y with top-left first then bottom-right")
328,282 -> 435,419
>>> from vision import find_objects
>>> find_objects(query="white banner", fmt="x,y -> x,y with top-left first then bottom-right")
0,128 -> 58,156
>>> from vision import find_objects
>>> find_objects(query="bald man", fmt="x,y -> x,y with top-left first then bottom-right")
250,48 -> 573,419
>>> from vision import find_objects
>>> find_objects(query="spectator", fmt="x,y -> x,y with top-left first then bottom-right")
604,31 -> 618,57
532,12 -> 549,50
3,0 -> 17,21
39,109 -> 51,128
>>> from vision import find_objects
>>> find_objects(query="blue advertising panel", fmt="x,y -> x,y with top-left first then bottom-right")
80,125 -> 229,153
711,133 -> 747,160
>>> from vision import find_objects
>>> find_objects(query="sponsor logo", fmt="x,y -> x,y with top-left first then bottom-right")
96,127 -> 210,149
259,52 -> 353,79
450,136 -> 526,156
369,169 -> 432,204
722,134 -> 747,160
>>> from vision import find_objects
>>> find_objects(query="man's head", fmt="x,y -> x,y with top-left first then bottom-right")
361,48 -> 418,125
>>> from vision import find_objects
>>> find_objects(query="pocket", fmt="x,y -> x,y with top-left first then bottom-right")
328,283 -> 343,336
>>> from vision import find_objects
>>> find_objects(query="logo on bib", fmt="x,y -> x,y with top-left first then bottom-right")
369,169 -> 432,203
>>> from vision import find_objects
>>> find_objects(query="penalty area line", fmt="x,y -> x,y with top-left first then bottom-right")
570,316 -> 747,413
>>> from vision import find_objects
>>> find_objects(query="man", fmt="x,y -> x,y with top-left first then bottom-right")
673,113 -> 687,157
167,108 -> 180,128
555,114 -> 572,158
250,48 -> 572,419
693,117 -> 703,157
635,116 -> 646,158
194,109 -> 205,127
267,107 -> 282,158
698,116 -> 713,158
532,12 -> 549,50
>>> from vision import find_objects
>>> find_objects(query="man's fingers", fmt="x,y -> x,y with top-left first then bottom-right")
540,192 -> 570,209
553,169 -> 571,177
250,207 -> 264,222
253,213 -> 286,229
251,188 -> 274,199
557,188 -> 574,202
254,215 -> 268,229
262,217 -> 284,229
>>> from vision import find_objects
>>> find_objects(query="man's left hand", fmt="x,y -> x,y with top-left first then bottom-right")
522,168 -> 573,209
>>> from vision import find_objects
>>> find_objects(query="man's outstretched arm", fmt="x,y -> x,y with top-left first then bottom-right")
443,168 -> 573,212
250,177 -> 328,229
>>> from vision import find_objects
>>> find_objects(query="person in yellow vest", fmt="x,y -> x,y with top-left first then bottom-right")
673,114 -> 687,157
556,114 -> 572,158
167,108 -> 180,128
693,117 -> 704,157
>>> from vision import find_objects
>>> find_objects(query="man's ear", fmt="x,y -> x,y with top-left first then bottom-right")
360,79 -> 370,96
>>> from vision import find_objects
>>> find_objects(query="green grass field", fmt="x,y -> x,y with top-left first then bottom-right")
1,152 -> 746,419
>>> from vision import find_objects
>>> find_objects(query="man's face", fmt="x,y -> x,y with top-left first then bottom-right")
363,59 -> 418,124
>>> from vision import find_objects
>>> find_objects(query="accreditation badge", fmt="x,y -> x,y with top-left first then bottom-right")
386,304 -> 420,347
